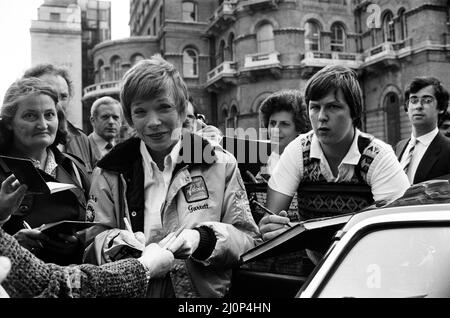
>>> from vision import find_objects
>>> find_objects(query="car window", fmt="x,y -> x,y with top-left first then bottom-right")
317,226 -> 450,298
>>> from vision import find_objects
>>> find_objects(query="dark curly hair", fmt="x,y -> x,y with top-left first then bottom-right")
259,89 -> 311,134
0,77 -> 68,151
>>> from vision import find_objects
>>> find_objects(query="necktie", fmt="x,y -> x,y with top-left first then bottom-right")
403,138 -> 417,174
105,143 -> 113,151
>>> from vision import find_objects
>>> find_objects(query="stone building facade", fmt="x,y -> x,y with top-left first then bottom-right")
84,0 -> 450,145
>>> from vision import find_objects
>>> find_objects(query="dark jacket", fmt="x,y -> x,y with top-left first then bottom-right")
395,132 -> 450,184
1,147 -> 90,265
66,121 -> 97,174
0,228 -> 148,298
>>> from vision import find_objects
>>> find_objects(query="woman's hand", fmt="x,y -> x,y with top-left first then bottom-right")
258,210 -> 291,241
138,243 -> 174,279
0,175 -> 27,222
164,229 -> 200,259
13,229 -> 48,254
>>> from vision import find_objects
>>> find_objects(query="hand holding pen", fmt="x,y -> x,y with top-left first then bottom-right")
252,199 -> 297,241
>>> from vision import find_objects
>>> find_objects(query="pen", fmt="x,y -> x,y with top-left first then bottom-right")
162,224 -> 186,250
123,217 -> 133,233
23,221 -> 44,249
251,200 -> 295,228
23,221 -> 32,230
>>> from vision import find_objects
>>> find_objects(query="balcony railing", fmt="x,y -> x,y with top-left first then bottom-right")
207,0 -> 237,33
209,0 -> 236,23
243,52 -> 281,69
240,0 -> 280,12
83,80 -> 121,100
207,61 -> 237,84
301,51 -> 363,69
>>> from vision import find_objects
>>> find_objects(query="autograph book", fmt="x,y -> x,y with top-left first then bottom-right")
0,155 -> 77,194
240,213 -> 353,264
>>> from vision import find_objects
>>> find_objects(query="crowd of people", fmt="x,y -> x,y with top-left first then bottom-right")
0,54 -> 449,298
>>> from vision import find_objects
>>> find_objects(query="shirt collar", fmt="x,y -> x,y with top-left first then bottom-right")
310,128 -> 361,165
140,139 -> 181,173
92,131 -> 114,150
412,127 -> 439,146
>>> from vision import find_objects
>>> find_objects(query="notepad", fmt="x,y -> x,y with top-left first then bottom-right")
39,221 -> 101,236
0,155 -> 77,194
240,213 -> 353,264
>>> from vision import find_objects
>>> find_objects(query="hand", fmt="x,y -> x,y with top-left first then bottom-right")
0,175 -> 27,222
258,210 -> 291,241
164,229 -> 200,259
0,256 -> 10,298
0,256 -> 10,283
13,229 -> 48,254
138,243 -> 174,279
196,125 -> 223,144
43,233 -> 80,256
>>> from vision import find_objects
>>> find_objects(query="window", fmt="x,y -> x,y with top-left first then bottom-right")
97,60 -> 106,82
153,18 -> 157,35
182,1 -> 197,22
383,11 -> 395,42
111,56 -> 122,81
331,23 -> 345,52
50,13 -> 61,21
218,40 -> 226,64
228,33 -> 235,61
183,49 -> 198,78
131,54 -> 145,66
159,6 -> 164,26
305,21 -> 321,51
398,8 -> 407,41
227,105 -> 238,129
257,23 -> 275,53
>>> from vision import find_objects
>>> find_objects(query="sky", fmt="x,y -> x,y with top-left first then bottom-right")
0,0 -> 130,100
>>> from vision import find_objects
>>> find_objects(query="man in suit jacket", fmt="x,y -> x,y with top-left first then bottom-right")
396,77 -> 450,184
88,96 -> 122,167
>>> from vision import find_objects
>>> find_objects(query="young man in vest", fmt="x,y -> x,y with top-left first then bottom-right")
395,77 -> 450,184
259,65 -> 410,241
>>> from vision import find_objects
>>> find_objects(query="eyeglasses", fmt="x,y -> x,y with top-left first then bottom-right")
408,96 -> 435,106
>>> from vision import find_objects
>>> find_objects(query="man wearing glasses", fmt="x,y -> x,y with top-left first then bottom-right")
396,77 -> 450,184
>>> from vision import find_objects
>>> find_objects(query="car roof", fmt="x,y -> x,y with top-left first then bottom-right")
343,179 -> 450,231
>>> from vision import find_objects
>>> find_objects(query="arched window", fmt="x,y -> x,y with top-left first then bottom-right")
382,11 -> 395,42
398,8 -> 407,41
227,105 -> 238,129
228,33 -> 235,61
131,54 -> 145,66
218,40 -> 226,64
331,23 -> 346,52
111,56 -> 122,81
257,23 -> 275,53
384,92 -> 400,145
305,21 -> 320,51
97,59 -> 106,82
222,108 -> 228,123
182,1 -> 197,22
183,48 -> 198,78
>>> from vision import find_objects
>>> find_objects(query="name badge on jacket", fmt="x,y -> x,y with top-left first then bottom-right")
183,176 -> 209,203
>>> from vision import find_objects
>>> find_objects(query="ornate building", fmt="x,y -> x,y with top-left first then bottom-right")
83,0 -> 450,145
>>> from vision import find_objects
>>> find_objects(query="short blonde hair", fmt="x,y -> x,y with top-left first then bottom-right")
90,96 -> 122,118
120,54 -> 189,126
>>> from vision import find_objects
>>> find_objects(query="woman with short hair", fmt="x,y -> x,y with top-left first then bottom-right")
0,77 -> 91,265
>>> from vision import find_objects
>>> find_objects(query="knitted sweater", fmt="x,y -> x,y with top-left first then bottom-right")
0,229 -> 147,298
